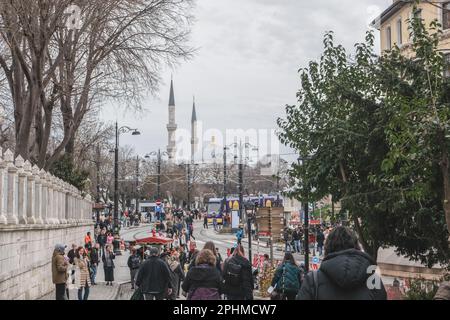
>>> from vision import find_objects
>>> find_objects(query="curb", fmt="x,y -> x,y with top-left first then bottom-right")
114,281 -> 132,300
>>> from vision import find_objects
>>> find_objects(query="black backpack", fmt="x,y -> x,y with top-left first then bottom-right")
223,258 -> 242,287
130,255 -> 141,269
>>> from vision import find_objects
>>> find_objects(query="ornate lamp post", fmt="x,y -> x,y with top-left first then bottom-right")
113,122 -> 140,255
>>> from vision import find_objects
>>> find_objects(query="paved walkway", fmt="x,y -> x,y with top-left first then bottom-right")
40,250 -> 131,300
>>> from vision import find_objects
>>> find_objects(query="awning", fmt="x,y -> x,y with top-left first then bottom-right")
135,236 -> 173,245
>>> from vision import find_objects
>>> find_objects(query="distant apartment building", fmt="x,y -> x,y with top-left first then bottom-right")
372,0 -> 450,56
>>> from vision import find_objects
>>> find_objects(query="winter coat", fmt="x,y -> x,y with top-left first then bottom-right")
74,257 -> 91,288
97,234 -> 107,246
135,256 -> 172,294
297,249 -> 387,300
182,264 -> 223,300
271,262 -> 302,294
292,230 -> 301,241
128,254 -> 142,270
90,248 -> 99,265
52,250 -> 69,284
167,258 -> 185,299
222,255 -> 254,299
102,251 -> 115,268
316,232 -> 325,246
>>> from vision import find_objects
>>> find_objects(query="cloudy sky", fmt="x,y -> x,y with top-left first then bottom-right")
100,0 -> 391,162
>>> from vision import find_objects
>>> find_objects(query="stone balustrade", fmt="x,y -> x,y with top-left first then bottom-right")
0,149 -> 93,226
0,148 -> 94,300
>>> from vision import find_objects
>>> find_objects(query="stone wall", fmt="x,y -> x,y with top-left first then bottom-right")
0,149 -> 94,300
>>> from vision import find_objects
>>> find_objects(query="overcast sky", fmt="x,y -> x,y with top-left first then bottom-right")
100,0 -> 391,162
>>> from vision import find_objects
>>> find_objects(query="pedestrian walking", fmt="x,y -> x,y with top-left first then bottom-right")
74,247 -> 91,300
162,251 -> 185,300
90,243 -> 100,285
106,232 -> 114,247
203,241 -> 222,272
102,245 -> 115,286
182,249 -> 223,300
52,244 -> 69,300
213,216 -> 218,231
97,229 -> 107,258
236,225 -> 244,245
270,253 -> 302,300
84,232 -> 93,250
127,248 -> 142,290
283,228 -> 292,253
316,229 -> 325,256
203,214 -> 208,229
297,226 -> 387,300
292,227 -> 302,253
67,243 -> 77,284
135,247 -> 172,300
179,245 -> 188,271
222,245 -> 254,300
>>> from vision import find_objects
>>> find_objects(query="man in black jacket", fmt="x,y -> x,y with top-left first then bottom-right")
67,243 -> 77,284
297,226 -> 387,300
222,245 -> 254,300
90,243 -> 100,285
97,230 -> 107,258
135,247 -> 172,300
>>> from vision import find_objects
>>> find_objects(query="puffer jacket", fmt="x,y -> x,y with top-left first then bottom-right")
182,264 -> 223,300
297,249 -> 387,300
222,255 -> 254,299
272,262 -> 302,294
52,250 -> 69,284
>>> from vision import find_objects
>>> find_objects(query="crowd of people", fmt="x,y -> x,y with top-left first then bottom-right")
52,208 -> 449,301
51,217 -> 121,300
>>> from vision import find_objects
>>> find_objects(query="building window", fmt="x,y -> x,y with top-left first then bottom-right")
444,54 -> 450,78
443,2 -> 450,30
397,19 -> 403,45
386,26 -> 392,50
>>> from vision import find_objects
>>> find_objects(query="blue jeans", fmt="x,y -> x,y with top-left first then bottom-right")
90,264 -> 97,284
318,245 -> 323,256
78,286 -> 90,300
294,240 -> 301,253
285,242 -> 292,252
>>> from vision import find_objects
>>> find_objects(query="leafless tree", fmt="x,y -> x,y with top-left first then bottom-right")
0,0 -> 194,169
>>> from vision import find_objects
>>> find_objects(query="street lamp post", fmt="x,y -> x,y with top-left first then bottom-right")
113,122 -> 140,255
145,149 -> 168,201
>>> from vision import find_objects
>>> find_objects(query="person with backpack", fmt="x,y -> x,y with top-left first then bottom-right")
222,245 -> 254,300
270,253 -> 302,300
127,248 -> 142,289
182,249 -> 223,300
135,247 -> 172,300
297,226 -> 387,300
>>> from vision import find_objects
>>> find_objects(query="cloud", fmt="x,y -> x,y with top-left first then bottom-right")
101,0 -> 392,157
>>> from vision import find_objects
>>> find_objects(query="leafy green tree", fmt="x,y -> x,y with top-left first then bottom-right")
378,8 -> 450,250
278,13 -> 450,266
49,153 -> 90,191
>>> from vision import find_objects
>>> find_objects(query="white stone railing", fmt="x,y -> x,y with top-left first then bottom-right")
0,149 -> 93,226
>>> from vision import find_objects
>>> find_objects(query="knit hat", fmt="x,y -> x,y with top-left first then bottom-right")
54,244 -> 66,253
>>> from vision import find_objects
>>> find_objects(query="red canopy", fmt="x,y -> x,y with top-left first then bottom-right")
135,236 -> 173,245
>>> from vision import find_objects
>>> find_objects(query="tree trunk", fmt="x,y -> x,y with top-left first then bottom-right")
440,138 -> 450,248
